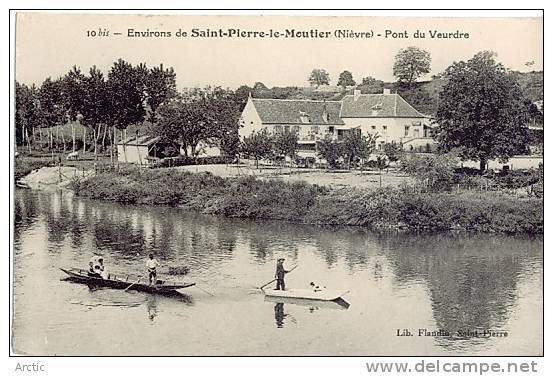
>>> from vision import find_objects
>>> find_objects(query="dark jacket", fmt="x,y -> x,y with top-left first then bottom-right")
275,263 -> 286,279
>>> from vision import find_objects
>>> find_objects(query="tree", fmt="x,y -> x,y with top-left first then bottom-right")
81,66 -> 110,160
435,51 -> 529,171
15,81 -> 41,152
357,76 -> 385,94
62,66 -> 86,152
383,142 -> 403,164
337,70 -> 356,88
240,129 -> 273,168
273,130 -> 299,165
316,137 -> 343,168
156,87 -> 239,158
107,59 -> 147,161
393,46 -> 431,88
308,69 -> 330,88
341,130 -> 378,169
144,63 -> 177,125
38,77 -> 66,152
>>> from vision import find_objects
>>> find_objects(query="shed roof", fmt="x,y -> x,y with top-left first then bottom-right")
117,135 -> 160,146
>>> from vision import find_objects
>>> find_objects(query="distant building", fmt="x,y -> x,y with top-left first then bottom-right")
117,135 -> 160,165
340,89 -> 433,151
239,89 -> 434,160
239,96 -> 344,159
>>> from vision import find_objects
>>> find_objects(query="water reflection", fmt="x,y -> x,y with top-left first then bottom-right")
12,189 -> 543,355
379,233 -> 542,350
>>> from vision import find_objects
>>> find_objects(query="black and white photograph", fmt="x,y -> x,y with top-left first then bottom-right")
10,11 -> 543,359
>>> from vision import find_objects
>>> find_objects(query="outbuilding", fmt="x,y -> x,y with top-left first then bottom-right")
116,135 -> 160,165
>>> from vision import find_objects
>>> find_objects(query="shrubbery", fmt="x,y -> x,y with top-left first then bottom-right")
15,157 -> 52,181
72,168 -> 543,234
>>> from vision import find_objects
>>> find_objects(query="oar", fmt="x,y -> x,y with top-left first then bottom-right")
259,264 -> 298,290
123,277 -> 142,292
195,284 -> 215,297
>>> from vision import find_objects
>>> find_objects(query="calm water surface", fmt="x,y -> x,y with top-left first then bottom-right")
13,189 -> 543,355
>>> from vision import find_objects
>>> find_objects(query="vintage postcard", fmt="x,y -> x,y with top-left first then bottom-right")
11,11 -> 543,358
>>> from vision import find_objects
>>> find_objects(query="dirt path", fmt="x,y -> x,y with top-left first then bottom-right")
20,166 -> 94,189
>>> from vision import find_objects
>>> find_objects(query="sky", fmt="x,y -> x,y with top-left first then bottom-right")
15,13 -> 543,90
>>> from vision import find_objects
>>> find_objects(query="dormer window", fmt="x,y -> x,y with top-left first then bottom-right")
371,102 -> 382,116
299,111 -> 310,123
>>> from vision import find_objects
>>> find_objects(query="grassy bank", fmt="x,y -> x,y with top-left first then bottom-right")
15,157 -> 52,181
71,168 -> 543,234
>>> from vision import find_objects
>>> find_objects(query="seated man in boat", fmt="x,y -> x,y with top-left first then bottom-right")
98,258 -> 108,279
88,256 -> 103,278
146,253 -> 161,285
274,258 -> 290,291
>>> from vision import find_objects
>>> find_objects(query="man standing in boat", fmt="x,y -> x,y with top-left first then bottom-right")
146,253 -> 160,285
275,258 -> 289,291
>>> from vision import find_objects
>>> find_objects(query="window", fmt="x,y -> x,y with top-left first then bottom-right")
284,125 -> 290,132
250,121 -> 254,125
382,125 -> 387,133
311,126 -> 320,134
404,125 -> 410,137
328,126 -> 335,134
292,125 -> 301,134
414,129 -> 420,138
299,111 -> 310,123
371,125 -> 376,131
274,125 -> 283,133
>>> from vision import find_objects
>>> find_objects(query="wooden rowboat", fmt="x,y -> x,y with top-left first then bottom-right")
262,288 -> 349,301
60,268 -> 195,295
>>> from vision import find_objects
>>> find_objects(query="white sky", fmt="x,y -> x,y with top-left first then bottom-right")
15,13 -> 543,90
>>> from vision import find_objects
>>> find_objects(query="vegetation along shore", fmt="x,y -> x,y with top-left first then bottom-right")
69,166 -> 543,235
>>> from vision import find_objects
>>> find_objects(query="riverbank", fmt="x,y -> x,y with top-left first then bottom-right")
70,168 -> 543,234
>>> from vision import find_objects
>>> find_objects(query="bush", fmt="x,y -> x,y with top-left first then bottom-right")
154,155 -> 234,168
73,169 -> 543,234
400,153 -> 457,191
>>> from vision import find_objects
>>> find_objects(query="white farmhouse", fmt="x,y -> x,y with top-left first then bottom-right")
239,89 -> 435,159
340,89 -> 433,151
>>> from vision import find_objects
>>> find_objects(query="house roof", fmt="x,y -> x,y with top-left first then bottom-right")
251,98 -> 345,125
340,94 -> 426,118
117,135 -> 160,146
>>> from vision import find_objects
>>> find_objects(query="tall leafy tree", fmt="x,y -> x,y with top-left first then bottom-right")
81,66 -> 109,160
107,59 -> 147,161
15,81 -> 42,152
62,66 -> 86,152
435,51 -> 529,171
156,87 -> 238,158
308,69 -> 330,88
107,60 -> 146,133
145,63 -> 176,125
38,77 -> 66,151
337,70 -> 356,88
393,46 -> 431,88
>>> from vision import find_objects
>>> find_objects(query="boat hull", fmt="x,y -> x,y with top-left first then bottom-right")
60,268 -> 195,295
263,288 -> 349,301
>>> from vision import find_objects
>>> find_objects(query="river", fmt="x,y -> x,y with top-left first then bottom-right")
12,189 -> 543,356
